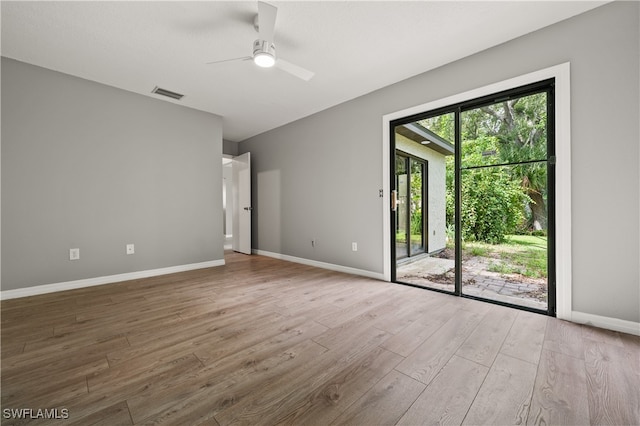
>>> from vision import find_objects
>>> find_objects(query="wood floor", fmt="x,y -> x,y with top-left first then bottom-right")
2,252 -> 639,425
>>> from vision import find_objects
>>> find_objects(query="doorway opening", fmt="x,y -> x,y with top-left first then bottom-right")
222,152 -> 252,255
222,156 -> 233,250
391,80 -> 556,315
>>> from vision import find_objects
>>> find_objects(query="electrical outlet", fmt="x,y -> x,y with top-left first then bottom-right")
352,242 -> 358,252
69,248 -> 80,261
126,244 -> 135,255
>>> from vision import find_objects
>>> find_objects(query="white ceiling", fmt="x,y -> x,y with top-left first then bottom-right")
1,1 -> 606,142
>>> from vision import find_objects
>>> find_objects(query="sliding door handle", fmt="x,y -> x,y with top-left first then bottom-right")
391,190 -> 398,212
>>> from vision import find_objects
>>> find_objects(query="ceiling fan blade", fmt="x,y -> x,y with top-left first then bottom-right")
258,1 -> 277,42
206,56 -> 252,65
276,58 -> 315,81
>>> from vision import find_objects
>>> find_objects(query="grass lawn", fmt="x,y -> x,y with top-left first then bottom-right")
461,234 -> 547,278
396,231 -> 423,244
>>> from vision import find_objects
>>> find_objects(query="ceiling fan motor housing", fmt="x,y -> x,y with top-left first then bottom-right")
253,39 -> 276,67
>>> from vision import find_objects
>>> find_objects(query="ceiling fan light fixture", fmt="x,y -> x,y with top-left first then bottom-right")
207,3 -> 314,81
254,52 -> 275,68
253,39 -> 276,68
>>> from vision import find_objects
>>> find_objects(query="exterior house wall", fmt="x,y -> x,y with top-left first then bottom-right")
395,133 -> 448,254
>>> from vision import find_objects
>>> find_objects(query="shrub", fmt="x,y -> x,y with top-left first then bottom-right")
460,167 -> 529,244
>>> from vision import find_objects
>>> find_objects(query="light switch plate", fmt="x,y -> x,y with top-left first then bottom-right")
69,248 -> 80,260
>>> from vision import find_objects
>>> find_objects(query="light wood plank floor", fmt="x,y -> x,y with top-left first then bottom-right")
2,252 -> 639,425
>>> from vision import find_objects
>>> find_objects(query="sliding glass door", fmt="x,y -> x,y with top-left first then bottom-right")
395,153 -> 426,260
391,80 -> 555,315
459,91 -> 552,311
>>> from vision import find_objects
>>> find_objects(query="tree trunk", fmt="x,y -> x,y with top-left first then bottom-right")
528,190 -> 547,231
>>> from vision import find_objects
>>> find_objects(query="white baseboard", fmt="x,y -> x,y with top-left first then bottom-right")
571,311 -> 640,336
253,249 -> 385,281
8,255 -> 636,338
253,251 -> 640,337
0,259 -> 226,300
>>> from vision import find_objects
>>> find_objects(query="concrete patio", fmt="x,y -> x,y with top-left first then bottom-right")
396,254 -> 547,310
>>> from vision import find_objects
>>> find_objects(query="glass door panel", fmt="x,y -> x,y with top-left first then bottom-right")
459,89 -> 550,311
393,110 -> 456,293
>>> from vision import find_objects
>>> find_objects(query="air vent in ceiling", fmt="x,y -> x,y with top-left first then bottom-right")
151,86 -> 184,100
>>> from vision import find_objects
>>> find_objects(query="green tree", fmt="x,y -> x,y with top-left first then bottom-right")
470,93 -> 548,231
420,95 -> 548,243
458,136 -> 529,243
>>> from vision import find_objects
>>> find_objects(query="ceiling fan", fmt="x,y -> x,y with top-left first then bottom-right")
207,1 -> 315,81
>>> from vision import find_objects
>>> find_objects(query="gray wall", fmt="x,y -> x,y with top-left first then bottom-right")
2,58 -> 224,290
240,2 -> 639,323
223,139 -> 239,157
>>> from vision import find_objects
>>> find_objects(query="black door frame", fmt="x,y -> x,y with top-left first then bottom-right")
394,151 -> 428,260
390,79 -> 556,317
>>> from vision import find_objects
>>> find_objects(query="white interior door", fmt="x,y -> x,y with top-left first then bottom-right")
232,152 -> 252,254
